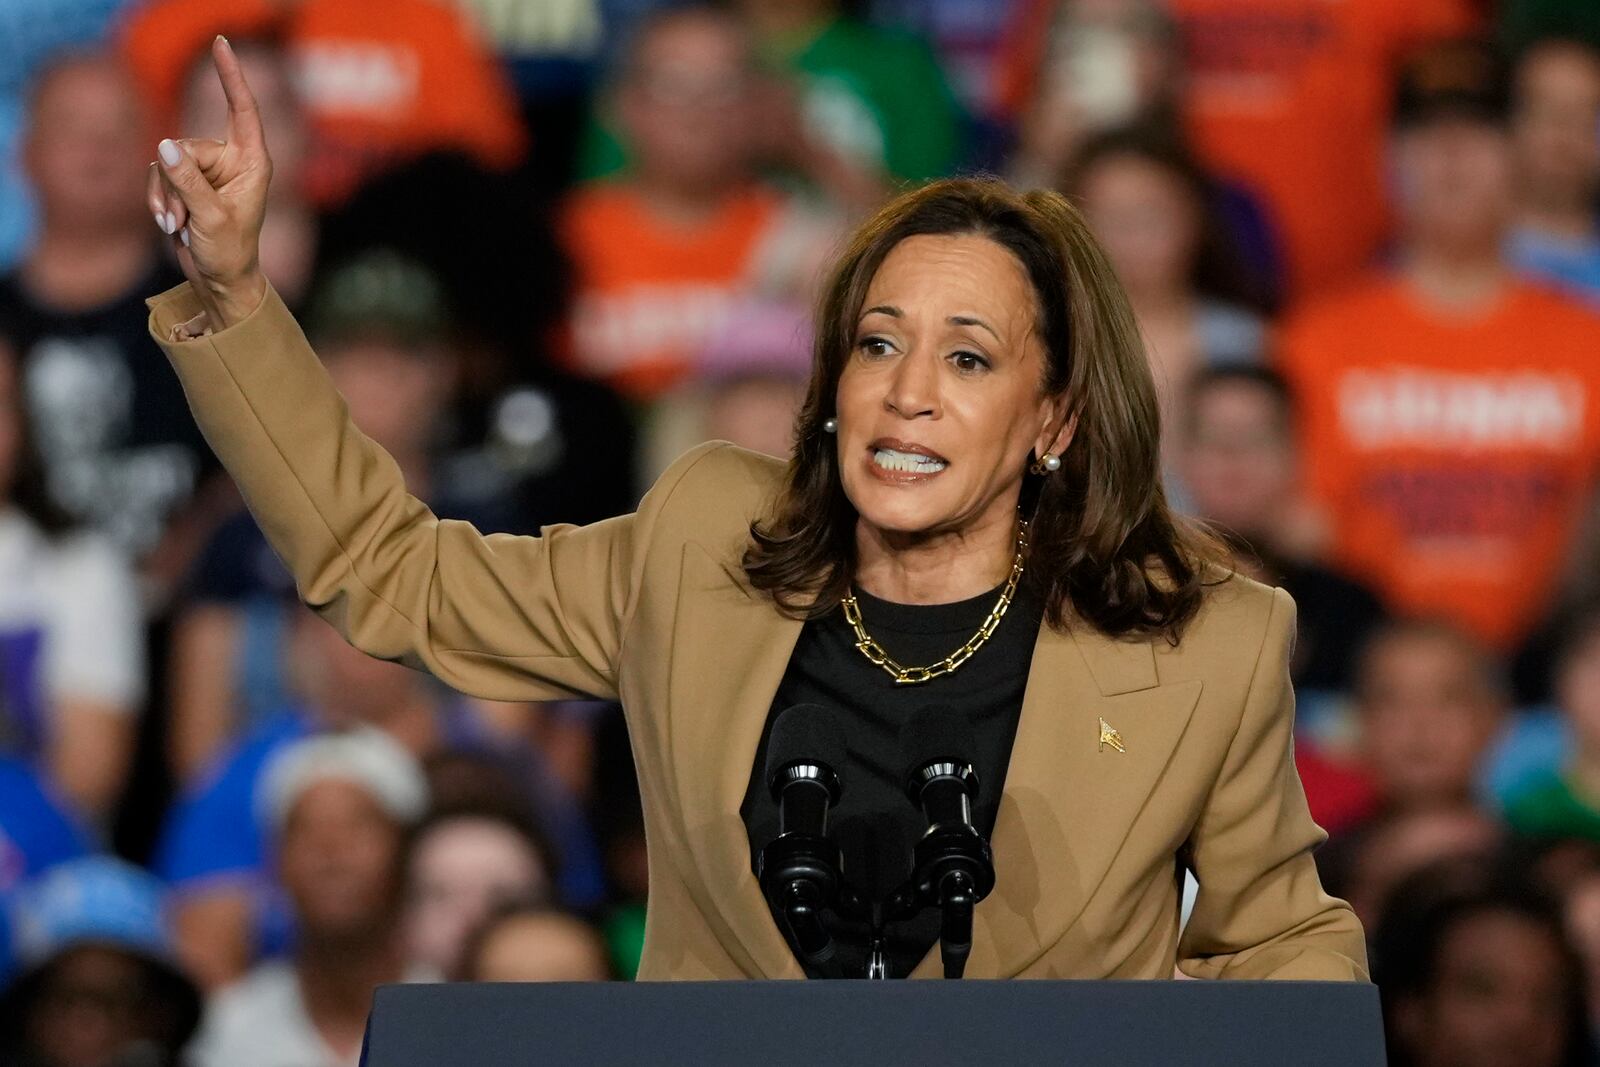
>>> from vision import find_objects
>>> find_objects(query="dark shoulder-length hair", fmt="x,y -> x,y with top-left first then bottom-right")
743,176 -> 1227,641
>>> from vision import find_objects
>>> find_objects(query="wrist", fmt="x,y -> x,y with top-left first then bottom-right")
199,271 -> 268,332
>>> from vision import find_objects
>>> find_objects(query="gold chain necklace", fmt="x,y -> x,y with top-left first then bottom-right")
839,520 -> 1029,686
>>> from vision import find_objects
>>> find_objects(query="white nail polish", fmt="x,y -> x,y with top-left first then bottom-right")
180,227 -> 190,248
154,211 -> 166,231
164,212 -> 176,235
158,139 -> 182,167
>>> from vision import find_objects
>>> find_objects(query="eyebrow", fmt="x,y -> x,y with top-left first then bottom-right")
860,306 -> 1003,345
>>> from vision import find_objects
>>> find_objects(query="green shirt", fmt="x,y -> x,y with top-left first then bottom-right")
579,16 -> 966,185
1506,772 -> 1600,842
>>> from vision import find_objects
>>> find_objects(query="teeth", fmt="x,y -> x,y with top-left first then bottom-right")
874,448 -> 947,473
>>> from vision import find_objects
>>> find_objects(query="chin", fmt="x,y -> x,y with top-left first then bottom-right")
845,481 -> 958,537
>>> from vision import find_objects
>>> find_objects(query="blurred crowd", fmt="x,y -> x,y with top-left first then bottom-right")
2,0 -> 1600,1064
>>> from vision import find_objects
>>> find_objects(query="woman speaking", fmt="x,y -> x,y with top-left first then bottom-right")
144,38 -> 1366,983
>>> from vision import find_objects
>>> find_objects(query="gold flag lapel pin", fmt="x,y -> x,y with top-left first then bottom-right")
1098,717 -> 1126,753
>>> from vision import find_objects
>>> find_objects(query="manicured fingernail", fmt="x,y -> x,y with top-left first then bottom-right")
165,212 -> 177,235
158,139 -> 181,167
153,210 -> 166,231
180,227 -> 190,248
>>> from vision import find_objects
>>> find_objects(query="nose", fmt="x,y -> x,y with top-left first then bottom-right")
884,345 -> 940,420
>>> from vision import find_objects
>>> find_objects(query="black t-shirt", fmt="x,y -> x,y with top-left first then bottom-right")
0,259 -> 214,557
741,579 -> 1044,979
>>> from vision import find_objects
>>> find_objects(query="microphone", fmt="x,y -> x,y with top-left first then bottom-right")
899,704 -> 995,979
757,703 -> 847,967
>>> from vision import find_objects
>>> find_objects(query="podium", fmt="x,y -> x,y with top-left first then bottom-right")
359,979 -> 1385,1066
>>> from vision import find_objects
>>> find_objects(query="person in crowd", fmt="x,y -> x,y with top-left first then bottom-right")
177,31 -> 320,309
560,5 -> 839,402
999,0 -> 1479,297
1276,38 -> 1600,654
1508,602 -> 1600,842
0,329 -> 144,824
157,606 -> 521,991
403,798 -> 558,981
1316,621 -> 1509,899
0,50 -> 227,601
190,729 -> 428,1067
1177,366 -> 1387,697
458,903 -> 615,983
0,1 -> 130,270
1508,37 -> 1600,306
1375,859 -> 1594,1067
729,0 -> 966,187
0,857 -> 203,1067
118,0 -> 527,208
1067,127 -> 1266,482
311,153 -> 640,521
1353,620 -> 1509,817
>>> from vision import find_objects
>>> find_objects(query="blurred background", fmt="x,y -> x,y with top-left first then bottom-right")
1,0 -> 1600,1064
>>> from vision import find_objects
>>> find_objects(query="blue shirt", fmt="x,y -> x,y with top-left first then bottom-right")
0,755 -> 90,980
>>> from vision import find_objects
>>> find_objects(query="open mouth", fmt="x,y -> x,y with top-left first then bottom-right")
869,439 -> 948,475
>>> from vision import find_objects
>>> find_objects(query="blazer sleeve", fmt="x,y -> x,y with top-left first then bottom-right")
1176,586 -> 1370,981
145,278 -> 708,704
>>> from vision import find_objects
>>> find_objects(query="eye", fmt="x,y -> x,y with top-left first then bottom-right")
857,336 -> 895,358
951,350 -> 990,373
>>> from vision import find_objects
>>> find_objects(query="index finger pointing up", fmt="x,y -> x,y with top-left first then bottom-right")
212,35 -> 266,154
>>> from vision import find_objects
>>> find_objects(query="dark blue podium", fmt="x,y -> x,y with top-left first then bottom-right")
359,980 -> 1384,1066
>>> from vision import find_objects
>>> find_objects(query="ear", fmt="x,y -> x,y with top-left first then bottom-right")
1034,393 -> 1077,460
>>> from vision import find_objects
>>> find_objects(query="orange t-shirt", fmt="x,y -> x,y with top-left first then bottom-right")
118,0 -> 527,206
557,183 -> 786,401
1168,0 -> 1479,298
1277,276 -> 1600,649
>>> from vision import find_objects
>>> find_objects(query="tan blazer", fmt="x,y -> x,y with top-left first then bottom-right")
147,278 -> 1368,983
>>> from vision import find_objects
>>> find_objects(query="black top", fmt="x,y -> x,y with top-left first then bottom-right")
0,259 -> 214,558
740,578 -> 1044,978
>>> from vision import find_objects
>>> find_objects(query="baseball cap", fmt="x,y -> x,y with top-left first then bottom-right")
1,857 -> 201,1041
303,248 -> 453,347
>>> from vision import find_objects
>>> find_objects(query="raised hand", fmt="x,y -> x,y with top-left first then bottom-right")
146,35 -> 272,330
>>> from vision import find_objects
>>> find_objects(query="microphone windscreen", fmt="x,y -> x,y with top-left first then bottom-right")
765,703 -> 848,787
898,703 -> 978,782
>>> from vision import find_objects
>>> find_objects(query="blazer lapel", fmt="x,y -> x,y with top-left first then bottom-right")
909,621 -> 1203,978
668,542 -> 806,979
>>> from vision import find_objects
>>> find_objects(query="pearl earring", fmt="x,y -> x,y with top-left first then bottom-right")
823,417 -> 838,434
1030,451 -> 1061,475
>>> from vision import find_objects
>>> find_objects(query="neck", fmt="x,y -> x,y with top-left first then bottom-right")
298,932 -> 405,1054
853,503 -> 1020,605
22,227 -> 154,310
631,175 -> 742,228
1400,244 -> 1509,313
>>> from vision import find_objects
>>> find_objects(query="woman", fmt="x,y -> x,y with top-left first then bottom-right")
143,37 -> 1365,981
